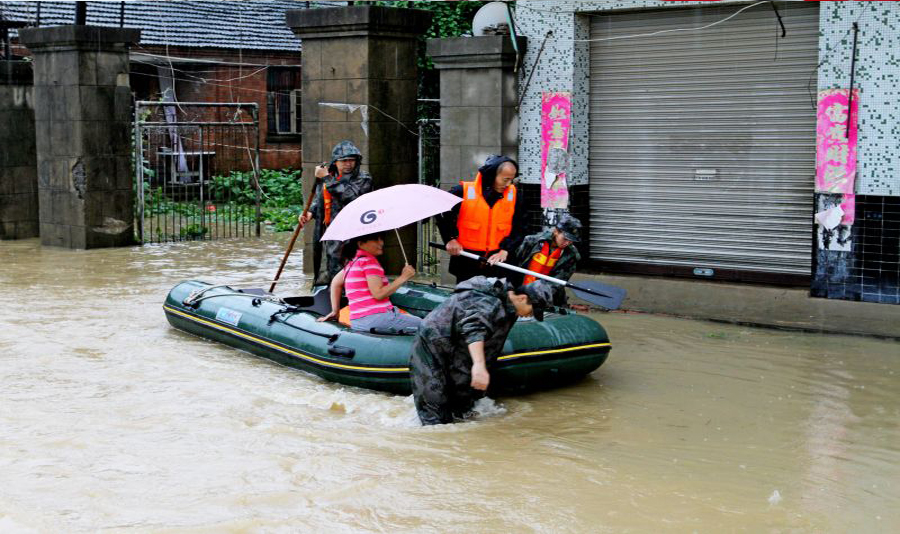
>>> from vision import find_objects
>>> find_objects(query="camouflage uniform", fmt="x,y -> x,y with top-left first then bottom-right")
409,277 -> 518,425
409,277 -> 555,425
514,230 -> 580,305
309,141 -> 374,285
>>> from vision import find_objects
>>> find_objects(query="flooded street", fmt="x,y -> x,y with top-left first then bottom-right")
1,237 -> 898,532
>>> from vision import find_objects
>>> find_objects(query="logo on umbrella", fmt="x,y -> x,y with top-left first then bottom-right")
360,209 -> 380,224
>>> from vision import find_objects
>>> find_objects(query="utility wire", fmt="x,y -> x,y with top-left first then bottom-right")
516,1 -> 800,43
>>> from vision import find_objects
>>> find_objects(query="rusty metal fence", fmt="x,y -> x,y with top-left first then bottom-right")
417,118 -> 441,276
134,101 -> 261,244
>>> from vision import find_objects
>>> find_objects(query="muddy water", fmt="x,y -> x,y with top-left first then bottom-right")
1,237 -> 898,532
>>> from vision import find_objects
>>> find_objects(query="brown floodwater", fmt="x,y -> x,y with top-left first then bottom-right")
1,236 -> 898,532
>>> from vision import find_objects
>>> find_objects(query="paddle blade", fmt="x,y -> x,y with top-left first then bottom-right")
569,281 -> 627,310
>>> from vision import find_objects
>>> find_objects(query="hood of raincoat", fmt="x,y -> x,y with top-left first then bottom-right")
328,140 -> 363,174
477,155 -> 518,196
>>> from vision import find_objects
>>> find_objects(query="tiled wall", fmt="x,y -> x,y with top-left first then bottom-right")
517,1 -> 900,197
818,2 -> 900,196
813,194 -> 900,304
813,2 -> 900,304
516,1 -> 900,304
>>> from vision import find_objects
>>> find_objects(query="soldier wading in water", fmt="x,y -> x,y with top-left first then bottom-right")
298,140 -> 373,285
409,276 -> 555,425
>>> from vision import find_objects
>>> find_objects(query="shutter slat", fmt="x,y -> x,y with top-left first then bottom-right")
588,2 -> 818,276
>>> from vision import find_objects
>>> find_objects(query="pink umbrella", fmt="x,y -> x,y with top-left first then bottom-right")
319,184 -> 461,263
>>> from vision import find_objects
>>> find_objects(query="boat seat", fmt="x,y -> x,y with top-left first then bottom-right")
281,289 -> 343,316
281,290 -> 416,335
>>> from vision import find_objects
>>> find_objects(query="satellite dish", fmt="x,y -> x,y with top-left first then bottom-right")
472,1 -> 510,36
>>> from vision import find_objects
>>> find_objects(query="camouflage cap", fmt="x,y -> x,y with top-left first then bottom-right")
519,280 -> 555,321
555,214 -> 582,243
330,140 -> 362,163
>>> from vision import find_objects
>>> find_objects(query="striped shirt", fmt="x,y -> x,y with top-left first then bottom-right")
344,249 -> 393,320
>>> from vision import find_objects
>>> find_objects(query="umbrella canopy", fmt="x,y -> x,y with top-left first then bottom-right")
320,184 -> 461,242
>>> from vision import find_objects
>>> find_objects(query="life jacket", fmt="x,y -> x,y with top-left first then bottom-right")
322,174 -> 342,225
456,173 -> 517,252
524,241 -> 563,285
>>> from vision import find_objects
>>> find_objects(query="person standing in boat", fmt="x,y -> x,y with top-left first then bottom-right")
298,140 -> 373,285
438,155 -> 528,283
318,232 -> 422,333
512,214 -> 582,306
409,277 -> 554,425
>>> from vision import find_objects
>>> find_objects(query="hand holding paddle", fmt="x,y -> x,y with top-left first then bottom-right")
429,241 -> 627,310
296,164 -> 329,227
445,238 -> 463,256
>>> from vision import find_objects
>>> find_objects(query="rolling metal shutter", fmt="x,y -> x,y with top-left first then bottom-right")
588,3 -> 819,276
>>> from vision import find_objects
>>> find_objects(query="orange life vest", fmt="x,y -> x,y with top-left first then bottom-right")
524,241 -> 562,285
456,173 -> 517,252
322,174 -> 342,225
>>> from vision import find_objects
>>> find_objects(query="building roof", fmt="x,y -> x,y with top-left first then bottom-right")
0,1 -> 340,51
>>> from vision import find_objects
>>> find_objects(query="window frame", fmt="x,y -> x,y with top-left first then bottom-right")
266,67 -> 302,142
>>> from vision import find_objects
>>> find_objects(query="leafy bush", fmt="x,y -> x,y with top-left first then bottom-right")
259,168 -> 304,208
264,206 -> 303,232
208,168 -> 304,208
208,172 -> 258,205
179,223 -> 209,239
141,168 -> 307,233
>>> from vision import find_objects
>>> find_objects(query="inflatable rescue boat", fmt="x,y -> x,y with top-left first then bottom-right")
163,281 -> 611,395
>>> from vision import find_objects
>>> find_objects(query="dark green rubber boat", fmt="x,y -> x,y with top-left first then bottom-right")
163,280 -> 611,395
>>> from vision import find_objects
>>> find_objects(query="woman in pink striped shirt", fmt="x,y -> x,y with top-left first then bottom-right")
318,232 -> 422,332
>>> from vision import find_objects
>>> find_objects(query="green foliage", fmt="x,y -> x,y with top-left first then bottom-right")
140,168 -> 306,234
208,171 -> 257,205
258,168 -> 305,208
179,223 -> 209,240
264,206 -> 303,232
208,168 -> 304,208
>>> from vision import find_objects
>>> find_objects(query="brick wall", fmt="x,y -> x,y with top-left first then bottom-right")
135,46 -> 303,172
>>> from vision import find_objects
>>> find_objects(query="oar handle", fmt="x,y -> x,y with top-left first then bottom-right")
427,241 -> 569,286
270,176 -> 321,293
429,242 -> 619,305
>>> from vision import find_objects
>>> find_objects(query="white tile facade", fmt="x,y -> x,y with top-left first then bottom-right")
516,0 -> 900,196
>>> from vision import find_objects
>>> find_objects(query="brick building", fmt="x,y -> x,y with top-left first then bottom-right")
1,1 -> 339,170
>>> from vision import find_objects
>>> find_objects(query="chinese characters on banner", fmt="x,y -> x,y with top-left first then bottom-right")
540,92 -> 571,209
816,89 -> 859,224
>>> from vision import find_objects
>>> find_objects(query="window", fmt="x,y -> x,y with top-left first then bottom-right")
267,67 -> 301,139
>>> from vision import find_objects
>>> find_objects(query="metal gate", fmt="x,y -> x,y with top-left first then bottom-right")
134,101 -> 261,244
417,118 -> 442,276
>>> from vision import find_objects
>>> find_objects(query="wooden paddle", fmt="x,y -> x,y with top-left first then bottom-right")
429,241 -> 627,310
269,170 -> 322,293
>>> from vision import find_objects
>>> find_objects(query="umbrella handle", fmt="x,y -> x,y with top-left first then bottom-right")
394,228 -> 409,265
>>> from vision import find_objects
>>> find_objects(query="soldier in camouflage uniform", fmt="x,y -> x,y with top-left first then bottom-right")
513,214 -> 582,306
409,277 -> 555,425
299,141 -> 374,285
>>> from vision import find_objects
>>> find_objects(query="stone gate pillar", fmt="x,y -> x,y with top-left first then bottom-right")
0,61 -> 38,239
426,35 -> 526,282
287,5 -> 432,278
19,25 -> 140,249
